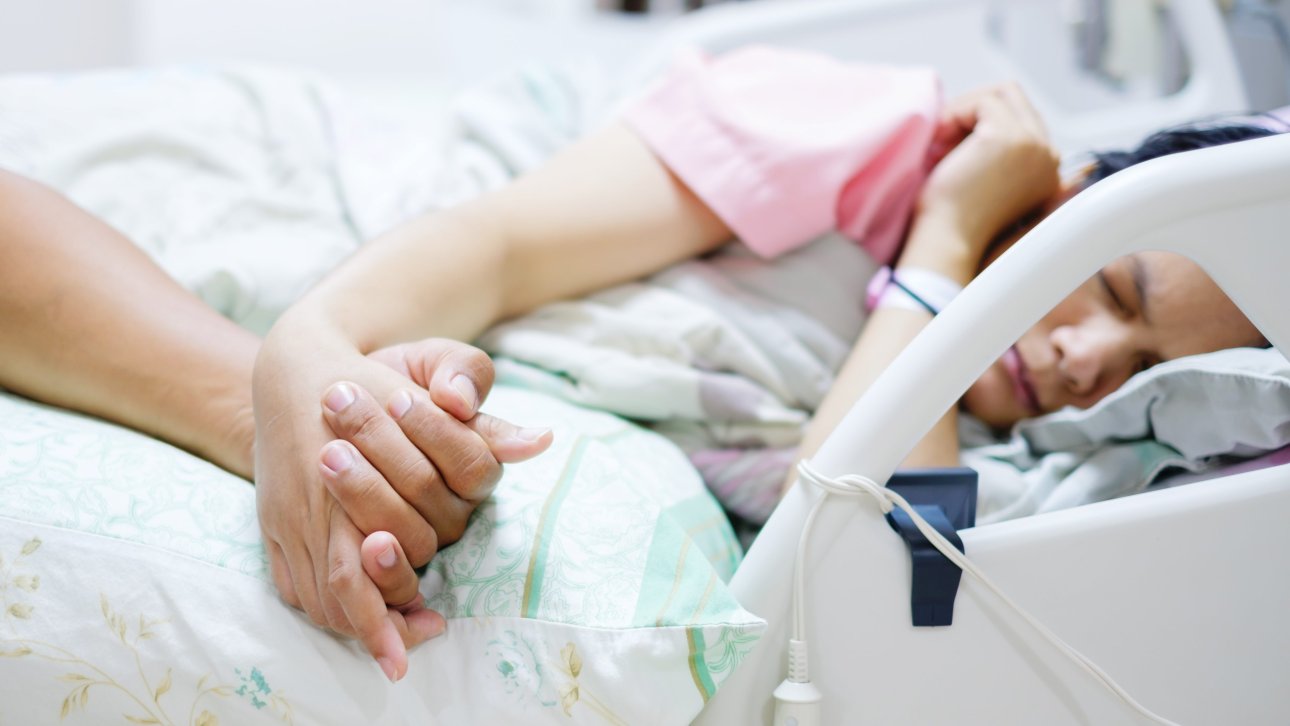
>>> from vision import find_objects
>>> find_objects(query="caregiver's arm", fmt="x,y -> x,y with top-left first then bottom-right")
252,123 -> 731,655
0,169 -> 258,477
796,84 -> 1059,470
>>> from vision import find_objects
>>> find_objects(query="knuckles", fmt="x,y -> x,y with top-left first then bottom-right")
338,400 -> 387,443
327,556 -> 359,595
453,446 -> 503,502
402,527 -> 439,568
388,451 -> 440,498
434,514 -> 469,549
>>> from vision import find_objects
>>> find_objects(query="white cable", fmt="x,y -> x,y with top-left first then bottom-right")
787,459 -> 1180,726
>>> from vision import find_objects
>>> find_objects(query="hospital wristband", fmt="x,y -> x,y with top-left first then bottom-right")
865,266 -> 963,316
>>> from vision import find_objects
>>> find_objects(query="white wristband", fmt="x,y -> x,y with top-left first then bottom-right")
865,266 -> 963,315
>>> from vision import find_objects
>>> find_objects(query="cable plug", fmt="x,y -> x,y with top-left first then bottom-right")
772,678 -> 822,726
773,639 -> 821,726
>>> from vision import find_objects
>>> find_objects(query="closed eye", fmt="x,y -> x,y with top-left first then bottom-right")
1097,270 -> 1128,314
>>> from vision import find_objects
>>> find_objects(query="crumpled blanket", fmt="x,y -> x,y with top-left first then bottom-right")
479,235 -> 874,524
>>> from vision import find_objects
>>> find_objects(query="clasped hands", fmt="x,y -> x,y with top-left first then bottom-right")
252,336 -> 552,683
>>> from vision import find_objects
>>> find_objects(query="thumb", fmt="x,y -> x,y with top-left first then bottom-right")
421,344 -> 496,422
376,338 -> 498,421
467,413 -> 553,464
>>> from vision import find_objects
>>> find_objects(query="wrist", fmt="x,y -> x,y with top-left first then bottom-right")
203,397 -> 256,479
896,210 -> 983,287
160,344 -> 257,480
866,266 -> 963,316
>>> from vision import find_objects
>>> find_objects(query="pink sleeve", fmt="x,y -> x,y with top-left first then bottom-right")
622,46 -> 941,264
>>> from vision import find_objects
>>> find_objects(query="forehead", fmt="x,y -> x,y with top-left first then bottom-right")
1123,251 -> 1265,359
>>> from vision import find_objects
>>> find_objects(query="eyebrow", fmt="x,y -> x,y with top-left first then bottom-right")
1128,253 -> 1151,324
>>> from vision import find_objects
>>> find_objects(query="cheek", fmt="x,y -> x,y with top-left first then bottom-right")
963,362 -> 1024,429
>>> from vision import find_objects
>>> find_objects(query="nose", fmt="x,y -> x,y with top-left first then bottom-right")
1049,322 -> 1133,397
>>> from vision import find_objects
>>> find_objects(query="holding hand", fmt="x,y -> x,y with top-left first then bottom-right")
253,332 -> 552,681
321,340 -> 552,565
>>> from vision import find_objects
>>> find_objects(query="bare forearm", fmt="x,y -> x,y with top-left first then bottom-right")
796,214 -> 979,475
284,122 -> 730,354
0,171 -> 257,477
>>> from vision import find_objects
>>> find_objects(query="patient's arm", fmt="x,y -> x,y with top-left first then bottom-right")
0,169 -> 259,477
795,84 -> 1060,472
253,122 -> 732,674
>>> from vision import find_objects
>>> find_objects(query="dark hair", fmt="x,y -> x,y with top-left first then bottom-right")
1087,119 -> 1284,184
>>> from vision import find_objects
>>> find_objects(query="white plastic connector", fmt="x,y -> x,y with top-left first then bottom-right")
773,639 -> 821,726
772,678 -> 822,726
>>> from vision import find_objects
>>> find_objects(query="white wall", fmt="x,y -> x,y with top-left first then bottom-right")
1,0 -> 1288,111
0,0 -> 137,71
0,0 -> 662,81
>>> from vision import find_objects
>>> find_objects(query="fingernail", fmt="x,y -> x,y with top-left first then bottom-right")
377,656 -> 397,683
324,383 -> 356,413
514,427 -> 550,444
378,544 -> 397,569
389,390 -> 414,420
450,375 -> 477,413
321,442 -> 353,474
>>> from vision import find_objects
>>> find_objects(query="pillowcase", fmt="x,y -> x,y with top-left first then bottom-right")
962,347 -> 1290,522
1015,346 -> 1290,459
0,386 -> 762,725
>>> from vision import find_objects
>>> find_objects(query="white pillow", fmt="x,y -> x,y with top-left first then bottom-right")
0,386 -> 762,724
1015,346 -> 1290,459
963,347 -> 1290,522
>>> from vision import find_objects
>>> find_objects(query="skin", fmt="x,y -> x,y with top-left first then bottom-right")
963,249 -> 1266,429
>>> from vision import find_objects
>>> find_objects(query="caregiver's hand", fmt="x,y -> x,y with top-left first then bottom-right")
326,338 -> 554,558
253,330 -> 551,680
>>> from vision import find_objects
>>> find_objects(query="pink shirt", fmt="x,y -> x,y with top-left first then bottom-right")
623,46 -> 942,265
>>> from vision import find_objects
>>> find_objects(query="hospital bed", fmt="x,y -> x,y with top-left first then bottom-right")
0,0 -> 1283,724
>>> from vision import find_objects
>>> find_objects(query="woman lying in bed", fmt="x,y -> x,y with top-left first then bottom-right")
0,48 -> 1279,680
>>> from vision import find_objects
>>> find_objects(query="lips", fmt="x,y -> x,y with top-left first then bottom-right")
1001,346 -> 1041,415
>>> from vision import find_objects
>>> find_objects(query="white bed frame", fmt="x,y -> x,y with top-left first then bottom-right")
661,1 -> 1290,724
632,0 -> 1247,155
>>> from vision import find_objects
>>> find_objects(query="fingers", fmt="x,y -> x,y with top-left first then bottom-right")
384,339 -> 496,422
359,531 -> 423,608
359,532 -> 447,645
318,436 -> 444,566
365,337 -> 551,464
260,490 -> 331,628
385,390 -> 502,506
423,345 -> 495,422
322,382 -> 478,550
327,514 -> 411,682
267,540 -> 304,610
467,412 -> 553,464
995,82 -> 1047,138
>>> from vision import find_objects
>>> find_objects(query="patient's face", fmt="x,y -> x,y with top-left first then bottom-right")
962,251 -> 1266,429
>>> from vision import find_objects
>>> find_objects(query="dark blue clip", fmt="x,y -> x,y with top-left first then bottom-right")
885,468 -> 978,627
